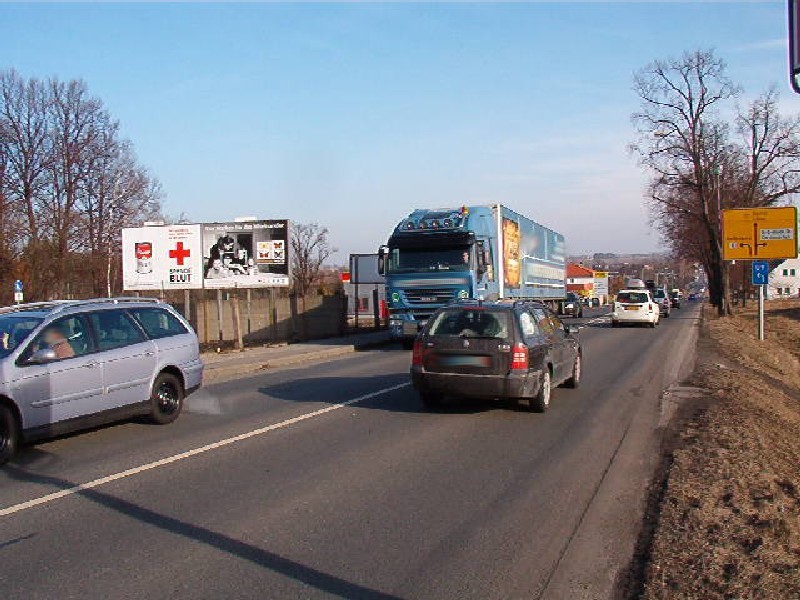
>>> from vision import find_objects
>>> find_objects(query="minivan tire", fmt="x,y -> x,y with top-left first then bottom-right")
149,373 -> 184,425
0,404 -> 20,466
563,354 -> 581,389
525,369 -> 551,413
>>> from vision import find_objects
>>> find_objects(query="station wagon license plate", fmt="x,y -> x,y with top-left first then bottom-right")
624,306 -> 640,311
440,355 -> 492,367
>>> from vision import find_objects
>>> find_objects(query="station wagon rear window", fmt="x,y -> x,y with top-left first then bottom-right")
427,309 -> 510,339
617,292 -> 649,303
129,308 -> 189,339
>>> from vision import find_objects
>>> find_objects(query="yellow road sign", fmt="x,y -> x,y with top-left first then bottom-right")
722,207 -> 798,260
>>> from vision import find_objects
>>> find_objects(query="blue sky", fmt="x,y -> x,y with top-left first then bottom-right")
0,2 -> 796,262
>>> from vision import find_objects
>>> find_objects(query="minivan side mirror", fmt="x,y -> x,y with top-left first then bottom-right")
27,348 -> 58,364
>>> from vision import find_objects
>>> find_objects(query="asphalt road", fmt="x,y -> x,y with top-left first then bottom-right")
0,304 -> 701,600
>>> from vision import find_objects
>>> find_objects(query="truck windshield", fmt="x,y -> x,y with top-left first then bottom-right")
0,314 -> 43,358
388,247 -> 470,274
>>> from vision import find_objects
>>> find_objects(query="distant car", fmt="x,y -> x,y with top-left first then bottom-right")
411,300 -> 581,412
688,293 -> 698,301
652,288 -> 671,318
562,293 -> 584,318
611,289 -> 660,328
670,290 -> 681,309
0,298 -> 203,466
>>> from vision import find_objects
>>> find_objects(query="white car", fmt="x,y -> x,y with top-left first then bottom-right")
611,289 -> 660,328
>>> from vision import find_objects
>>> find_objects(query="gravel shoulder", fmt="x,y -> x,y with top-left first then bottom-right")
638,300 -> 800,599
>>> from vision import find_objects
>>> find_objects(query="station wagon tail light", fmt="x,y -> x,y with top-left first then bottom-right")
412,339 -> 424,366
511,343 -> 529,370
648,304 -> 654,312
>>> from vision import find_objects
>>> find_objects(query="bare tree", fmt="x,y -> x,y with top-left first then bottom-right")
291,222 -> 336,296
0,69 -> 164,301
632,49 -> 740,314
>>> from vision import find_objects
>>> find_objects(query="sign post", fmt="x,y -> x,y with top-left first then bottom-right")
752,261 -> 770,341
723,208 -> 799,341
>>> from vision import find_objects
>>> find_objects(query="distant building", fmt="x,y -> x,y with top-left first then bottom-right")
768,258 -> 800,298
566,263 -> 595,296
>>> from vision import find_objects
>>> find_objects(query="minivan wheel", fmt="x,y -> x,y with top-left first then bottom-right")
0,404 -> 20,466
149,373 -> 184,425
525,370 -> 551,413
563,354 -> 581,389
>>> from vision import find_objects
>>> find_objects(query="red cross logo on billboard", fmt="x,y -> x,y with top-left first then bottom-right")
169,242 -> 191,265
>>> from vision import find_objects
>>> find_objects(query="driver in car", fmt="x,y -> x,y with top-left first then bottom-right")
42,327 -> 75,359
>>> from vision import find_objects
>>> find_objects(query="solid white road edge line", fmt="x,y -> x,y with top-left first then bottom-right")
0,381 -> 411,518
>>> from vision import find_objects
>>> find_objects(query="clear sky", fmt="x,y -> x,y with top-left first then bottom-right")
0,2 -> 796,263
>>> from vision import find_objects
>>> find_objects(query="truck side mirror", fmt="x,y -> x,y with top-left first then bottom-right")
378,246 -> 387,276
476,241 -> 487,277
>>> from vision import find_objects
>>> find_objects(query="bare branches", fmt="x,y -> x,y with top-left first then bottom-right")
0,69 -> 163,300
291,223 -> 336,296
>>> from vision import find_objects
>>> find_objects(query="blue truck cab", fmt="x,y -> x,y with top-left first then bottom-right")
379,205 -> 566,347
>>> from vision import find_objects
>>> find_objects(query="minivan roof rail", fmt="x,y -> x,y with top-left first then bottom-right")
0,297 -> 161,316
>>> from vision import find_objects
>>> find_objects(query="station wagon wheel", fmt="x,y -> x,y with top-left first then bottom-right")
0,404 -> 20,466
149,373 -> 184,425
562,354 -> 581,389
525,369 -> 551,413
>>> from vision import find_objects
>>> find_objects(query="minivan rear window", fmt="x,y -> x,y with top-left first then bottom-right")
618,292 -> 649,303
427,309 -> 510,339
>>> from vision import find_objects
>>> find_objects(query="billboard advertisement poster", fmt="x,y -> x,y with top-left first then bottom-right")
594,271 -> 609,295
201,220 -> 290,289
502,218 -> 521,288
122,225 -> 203,291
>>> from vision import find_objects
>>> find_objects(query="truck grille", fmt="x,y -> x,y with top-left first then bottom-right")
403,288 -> 456,305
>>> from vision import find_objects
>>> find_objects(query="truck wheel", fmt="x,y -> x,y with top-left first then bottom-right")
0,404 -> 20,466
562,354 -> 581,389
149,373 -> 184,425
420,391 -> 443,410
525,370 -> 551,413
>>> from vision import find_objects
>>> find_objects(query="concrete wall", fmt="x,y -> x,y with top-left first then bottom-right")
165,290 -> 347,346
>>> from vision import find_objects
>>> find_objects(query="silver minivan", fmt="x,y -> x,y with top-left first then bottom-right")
0,298 -> 203,465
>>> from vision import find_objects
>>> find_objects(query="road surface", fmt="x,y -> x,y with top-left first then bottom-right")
0,305 -> 700,600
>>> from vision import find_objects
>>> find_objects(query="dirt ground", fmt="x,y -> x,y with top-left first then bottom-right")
640,299 -> 800,600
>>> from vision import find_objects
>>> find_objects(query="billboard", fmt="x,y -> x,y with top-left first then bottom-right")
201,220 -> 290,288
594,271 -> 609,296
122,224 -> 204,291
122,220 -> 291,291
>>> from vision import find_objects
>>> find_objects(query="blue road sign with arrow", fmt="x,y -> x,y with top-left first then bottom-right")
752,261 -> 770,285
13,280 -> 23,293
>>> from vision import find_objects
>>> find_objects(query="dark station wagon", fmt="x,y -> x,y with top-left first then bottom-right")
411,300 -> 582,412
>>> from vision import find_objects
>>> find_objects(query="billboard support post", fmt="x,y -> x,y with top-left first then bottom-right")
216,289 -> 224,344
246,289 -> 252,335
232,288 -> 243,351
184,289 -> 191,324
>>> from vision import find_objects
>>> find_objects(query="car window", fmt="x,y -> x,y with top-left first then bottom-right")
24,315 -> 92,361
531,307 -> 554,335
0,315 -> 43,359
618,292 -> 650,303
518,311 -> 539,336
89,309 -> 146,351
427,309 -> 510,339
129,307 -> 189,339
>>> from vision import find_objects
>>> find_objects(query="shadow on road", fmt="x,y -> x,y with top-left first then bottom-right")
2,464 -> 406,600
259,376 -> 513,415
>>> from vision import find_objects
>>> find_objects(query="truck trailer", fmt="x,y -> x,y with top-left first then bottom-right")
378,204 -> 566,346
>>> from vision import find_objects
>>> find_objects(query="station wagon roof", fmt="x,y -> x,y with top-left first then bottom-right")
0,297 -> 162,317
